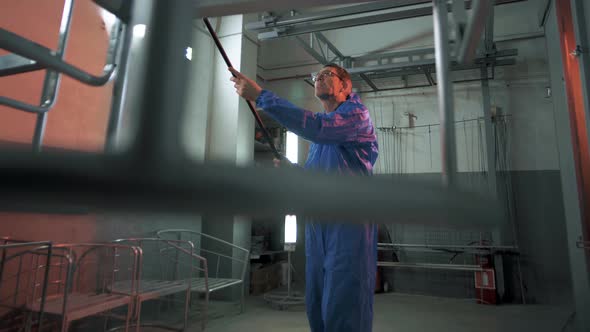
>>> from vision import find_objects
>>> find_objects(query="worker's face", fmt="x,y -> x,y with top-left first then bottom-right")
313,68 -> 346,100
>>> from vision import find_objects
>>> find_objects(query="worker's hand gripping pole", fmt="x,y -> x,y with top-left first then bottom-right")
203,17 -> 289,163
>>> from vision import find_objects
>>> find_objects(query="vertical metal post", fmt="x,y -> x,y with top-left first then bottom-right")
433,0 -> 457,186
32,0 -> 75,152
32,113 -> 48,152
130,0 -> 193,167
571,0 -> 590,161
480,68 -> 496,195
483,3 -> 495,55
287,251 -> 292,297
556,1 -> 590,330
479,5 -> 513,304
480,4 -> 513,303
105,22 -> 131,153
38,244 -> 52,332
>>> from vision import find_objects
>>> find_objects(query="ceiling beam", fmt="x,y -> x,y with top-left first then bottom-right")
259,7 -> 431,40
192,0 -> 384,18
314,32 -> 345,59
255,0 -> 525,40
295,35 -> 329,64
457,0 -> 494,64
347,48 -> 516,75
350,57 -> 514,81
246,0 -> 431,31
359,73 -> 380,91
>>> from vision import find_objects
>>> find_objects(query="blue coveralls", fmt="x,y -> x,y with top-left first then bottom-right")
256,90 -> 379,332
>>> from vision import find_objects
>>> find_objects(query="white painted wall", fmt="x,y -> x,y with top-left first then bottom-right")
208,16 -> 246,162
361,74 -> 559,174
183,15 -> 257,165
183,21 -> 216,161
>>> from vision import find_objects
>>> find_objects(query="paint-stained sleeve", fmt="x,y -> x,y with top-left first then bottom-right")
255,90 -> 373,144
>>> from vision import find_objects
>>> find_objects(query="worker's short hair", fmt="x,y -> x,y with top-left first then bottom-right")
323,63 -> 352,96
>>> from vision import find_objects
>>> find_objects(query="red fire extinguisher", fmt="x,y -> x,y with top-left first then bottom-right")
475,254 -> 497,305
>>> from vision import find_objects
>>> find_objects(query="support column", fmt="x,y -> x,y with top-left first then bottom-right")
197,15 -> 257,300
207,15 -> 255,165
432,0 -> 457,187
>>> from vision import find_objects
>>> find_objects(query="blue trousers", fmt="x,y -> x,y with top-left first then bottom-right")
305,222 -> 377,332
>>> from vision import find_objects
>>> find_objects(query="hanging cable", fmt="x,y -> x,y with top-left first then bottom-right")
478,119 -> 485,175
387,105 -> 392,175
400,112 -> 403,175
404,128 -> 408,174
391,101 -> 396,176
411,127 -> 415,174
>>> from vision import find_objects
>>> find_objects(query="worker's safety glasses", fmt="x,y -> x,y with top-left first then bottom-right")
311,71 -> 342,83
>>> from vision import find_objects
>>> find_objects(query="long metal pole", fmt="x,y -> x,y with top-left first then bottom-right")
433,0 -> 457,186
202,17 -> 286,161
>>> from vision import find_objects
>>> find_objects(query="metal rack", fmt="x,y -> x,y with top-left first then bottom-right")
378,241 -> 526,303
157,229 -> 250,328
0,240 -> 53,332
0,0 -> 127,151
28,243 -> 139,332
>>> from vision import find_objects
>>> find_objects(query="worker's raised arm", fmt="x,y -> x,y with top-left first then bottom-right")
256,90 -> 375,145
228,67 -> 375,145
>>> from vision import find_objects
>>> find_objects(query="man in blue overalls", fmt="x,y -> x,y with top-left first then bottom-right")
230,63 -> 379,332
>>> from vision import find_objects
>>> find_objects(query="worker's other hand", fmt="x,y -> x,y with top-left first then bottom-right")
229,67 -> 262,101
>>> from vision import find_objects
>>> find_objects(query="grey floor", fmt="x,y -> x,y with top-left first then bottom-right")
201,293 -> 574,332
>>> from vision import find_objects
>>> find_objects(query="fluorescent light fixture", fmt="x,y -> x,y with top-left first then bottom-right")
133,24 -> 146,38
286,131 -> 298,164
284,215 -> 297,244
185,47 -> 193,61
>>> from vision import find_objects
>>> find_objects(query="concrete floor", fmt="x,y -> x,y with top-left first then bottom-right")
202,293 -> 574,332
